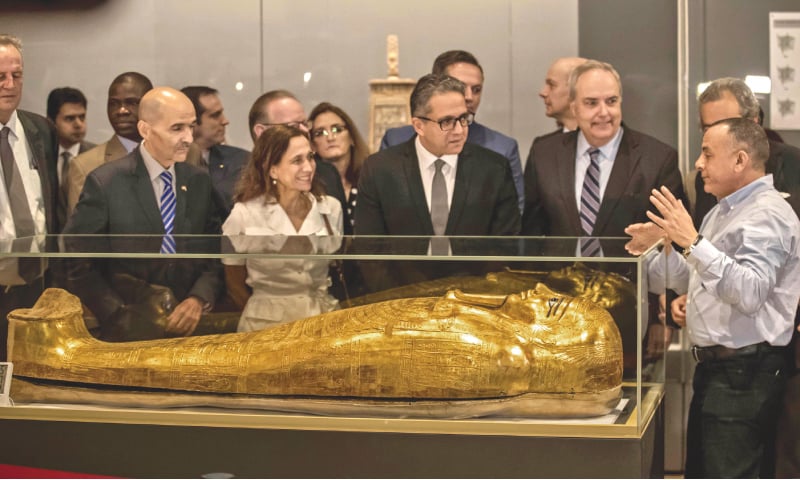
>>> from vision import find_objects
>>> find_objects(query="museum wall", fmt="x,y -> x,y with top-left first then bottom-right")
688,0 -> 800,164
2,0 -> 579,158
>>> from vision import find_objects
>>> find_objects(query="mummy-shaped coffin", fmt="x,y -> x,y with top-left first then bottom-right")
8,286 -> 623,417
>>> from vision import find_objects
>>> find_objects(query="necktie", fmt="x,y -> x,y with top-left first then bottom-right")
1,126 -> 39,282
430,159 -> 448,235
430,159 -> 449,255
579,148 -> 602,257
159,171 -> 176,254
579,148 -> 601,236
60,151 -> 71,188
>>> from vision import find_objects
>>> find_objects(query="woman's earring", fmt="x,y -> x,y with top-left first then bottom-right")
271,178 -> 277,185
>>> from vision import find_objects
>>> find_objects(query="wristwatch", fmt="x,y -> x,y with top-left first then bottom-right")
682,234 -> 703,259
672,234 -> 703,257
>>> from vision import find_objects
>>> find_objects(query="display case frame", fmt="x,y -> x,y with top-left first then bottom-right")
0,234 -> 666,477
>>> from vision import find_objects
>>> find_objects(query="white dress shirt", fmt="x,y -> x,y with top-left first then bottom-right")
57,143 -> 81,185
415,136 -> 457,212
140,142 -> 176,207
574,127 -> 624,210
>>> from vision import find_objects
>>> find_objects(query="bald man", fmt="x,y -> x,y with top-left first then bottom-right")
538,57 -> 587,134
63,87 -> 224,341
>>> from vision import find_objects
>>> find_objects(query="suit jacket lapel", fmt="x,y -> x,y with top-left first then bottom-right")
558,133 -> 581,235
174,162 -> 189,233
105,135 -> 128,162
18,111 -> 57,233
448,147 -> 472,234
594,130 -> 637,234
402,142 -> 435,235
132,150 -> 164,232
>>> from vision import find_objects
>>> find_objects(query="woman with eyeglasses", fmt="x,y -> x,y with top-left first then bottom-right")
222,125 -> 343,332
308,102 -> 370,231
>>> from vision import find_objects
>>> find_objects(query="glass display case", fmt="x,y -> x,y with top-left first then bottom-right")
0,234 -> 665,477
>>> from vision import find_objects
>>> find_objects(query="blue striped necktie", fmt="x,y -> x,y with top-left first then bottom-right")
159,171 -> 176,254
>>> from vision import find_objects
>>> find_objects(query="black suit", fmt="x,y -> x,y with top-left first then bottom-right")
206,144 -> 248,216
0,110 -> 58,360
62,148 -> 224,334
523,127 -> 687,236
355,139 -> 520,236
694,139 -> 800,227
354,139 -> 519,293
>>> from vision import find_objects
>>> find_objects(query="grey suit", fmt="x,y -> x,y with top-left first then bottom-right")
63,147 -> 224,335
522,127 -> 687,236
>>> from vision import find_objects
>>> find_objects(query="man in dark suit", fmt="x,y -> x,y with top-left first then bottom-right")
692,77 -> 800,226
46,87 -> 95,227
181,86 -> 248,216
379,50 -> 524,213
523,60 -> 686,238
63,87 -> 223,341
357,73 -> 520,237
247,89 -> 348,230
0,34 -> 59,360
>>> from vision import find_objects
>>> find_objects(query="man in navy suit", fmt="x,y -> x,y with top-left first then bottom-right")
379,50 -> 523,213
181,85 -> 248,215
64,87 -> 224,341
0,34 -> 59,360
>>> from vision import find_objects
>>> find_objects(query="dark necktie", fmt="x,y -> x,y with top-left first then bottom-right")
1,126 -> 40,282
579,148 -> 601,236
579,148 -> 603,257
60,151 -> 71,188
159,171 -> 176,254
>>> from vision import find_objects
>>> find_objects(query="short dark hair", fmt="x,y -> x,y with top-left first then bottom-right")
46,87 -> 88,121
431,50 -> 483,77
410,73 -> 466,117
710,117 -> 770,171
248,89 -> 297,142
181,86 -> 219,124
108,71 -> 153,96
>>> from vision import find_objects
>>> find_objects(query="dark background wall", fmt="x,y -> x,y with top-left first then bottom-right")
689,0 -> 800,159
579,0 -> 679,150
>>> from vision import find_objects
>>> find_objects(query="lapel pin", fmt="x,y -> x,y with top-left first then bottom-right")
181,185 -> 187,192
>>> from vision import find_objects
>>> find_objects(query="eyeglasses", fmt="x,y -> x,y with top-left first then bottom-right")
311,124 -> 348,139
416,113 -> 474,131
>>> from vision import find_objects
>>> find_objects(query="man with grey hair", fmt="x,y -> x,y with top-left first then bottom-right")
522,59 -> 686,240
639,117 -> 800,478
693,76 -> 800,226
0,33 -> 59,361
356,73 -> 520,236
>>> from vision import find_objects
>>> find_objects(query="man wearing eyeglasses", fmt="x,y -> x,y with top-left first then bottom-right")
356,73 -> 520,238
522,60 -> 686,238
181,86 -> 248,216
380,50 -> 523,214
246,90 -> 348,228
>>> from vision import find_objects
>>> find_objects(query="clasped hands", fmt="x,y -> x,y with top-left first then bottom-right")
624,186 -> 698,256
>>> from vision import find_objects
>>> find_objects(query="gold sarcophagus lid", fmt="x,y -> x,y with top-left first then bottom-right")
8,286 -> 623,418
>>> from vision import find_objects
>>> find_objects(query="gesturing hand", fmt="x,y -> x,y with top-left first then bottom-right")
646,186 -> 698,249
